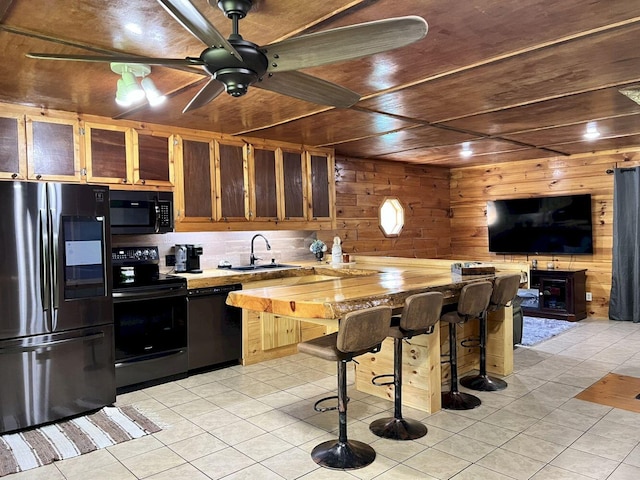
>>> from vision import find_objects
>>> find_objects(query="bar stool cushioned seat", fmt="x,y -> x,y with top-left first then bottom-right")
298,305 -> 392,470
441,281 -> 493,410
369,291 -> 444,440
461,273 -> 521,391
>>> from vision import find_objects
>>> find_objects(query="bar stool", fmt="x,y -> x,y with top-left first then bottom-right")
460,273 -> 521,391
369,291 -> 444,440
297,305 -> 392,470
441,281 -> 493,410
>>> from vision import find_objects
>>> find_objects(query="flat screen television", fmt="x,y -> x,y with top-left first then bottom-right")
487,194 -> 593,254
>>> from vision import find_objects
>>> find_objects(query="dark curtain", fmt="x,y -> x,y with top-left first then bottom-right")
609,167 -> 640,322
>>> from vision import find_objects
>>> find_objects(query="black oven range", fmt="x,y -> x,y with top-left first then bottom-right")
112,246 -> 188,391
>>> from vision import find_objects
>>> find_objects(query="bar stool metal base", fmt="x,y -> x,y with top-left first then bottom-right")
369,416 -> 428,440
311,439 -> 376,470
441,390 -> 481,410
460,374 -> 507,391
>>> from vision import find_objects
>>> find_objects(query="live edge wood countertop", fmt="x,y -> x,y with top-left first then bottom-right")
224,256 -> 529,320
221,256 -> 529,413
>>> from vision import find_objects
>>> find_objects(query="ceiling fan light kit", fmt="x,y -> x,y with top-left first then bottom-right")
141,77 -> 167,106
110,62 -> 166,107
27,0 -> 428,112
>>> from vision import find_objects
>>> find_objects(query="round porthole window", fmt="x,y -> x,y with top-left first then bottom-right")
379,197 -> 404,237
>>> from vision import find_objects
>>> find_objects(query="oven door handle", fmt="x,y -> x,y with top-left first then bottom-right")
112,288 -> 186,301
115,349 -> 187,367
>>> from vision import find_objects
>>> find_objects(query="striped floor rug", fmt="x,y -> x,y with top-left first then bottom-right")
0,406 -> 160,477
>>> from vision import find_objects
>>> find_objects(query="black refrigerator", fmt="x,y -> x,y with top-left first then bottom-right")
0,181 -> 115,434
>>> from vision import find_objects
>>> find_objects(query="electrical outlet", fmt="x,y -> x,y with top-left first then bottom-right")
586,292 -> 592,301
166,254 -> 176,266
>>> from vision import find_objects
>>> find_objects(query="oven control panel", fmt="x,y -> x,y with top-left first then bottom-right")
112,246 -> 159,265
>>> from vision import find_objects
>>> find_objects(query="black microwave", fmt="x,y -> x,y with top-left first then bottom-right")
110,190 -> 173,234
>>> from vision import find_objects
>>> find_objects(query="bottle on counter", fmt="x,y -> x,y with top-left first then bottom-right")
331,236 -> 343,264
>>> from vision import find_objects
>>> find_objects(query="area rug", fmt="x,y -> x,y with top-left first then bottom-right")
0,406 -> 160,477
576,373 -> 640,413
517,316 -> 579,346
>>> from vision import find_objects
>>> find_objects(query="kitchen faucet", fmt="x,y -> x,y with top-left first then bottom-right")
250,234 -> 271,265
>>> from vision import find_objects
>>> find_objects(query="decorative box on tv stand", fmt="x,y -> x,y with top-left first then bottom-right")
451,262 -> 496,275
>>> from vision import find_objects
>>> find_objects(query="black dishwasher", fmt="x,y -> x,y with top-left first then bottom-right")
187,284 -> 242,371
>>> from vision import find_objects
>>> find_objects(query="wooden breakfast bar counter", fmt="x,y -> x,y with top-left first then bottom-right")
226,256 -> 528,413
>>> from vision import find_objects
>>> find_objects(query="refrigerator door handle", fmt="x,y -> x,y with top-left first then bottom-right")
0,332 -> 105,353
98,216 -> 108,297
48,206 -> 59,330
39,209 -> 51,323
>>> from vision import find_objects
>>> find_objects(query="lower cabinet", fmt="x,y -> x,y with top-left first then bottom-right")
261,313 -> 300,350
522,269 -> 587,322
242,276 -> 331,365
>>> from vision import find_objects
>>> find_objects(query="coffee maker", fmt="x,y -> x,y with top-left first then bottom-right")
186,244 -> 203,273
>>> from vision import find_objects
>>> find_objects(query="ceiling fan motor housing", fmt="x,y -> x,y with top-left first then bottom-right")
215,0 -> 253,19
202,38 -> 267,97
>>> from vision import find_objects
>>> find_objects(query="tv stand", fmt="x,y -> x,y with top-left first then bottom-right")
523,269 -> 587,322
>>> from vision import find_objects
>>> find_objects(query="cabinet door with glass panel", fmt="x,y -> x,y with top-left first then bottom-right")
25,113 -> 82,182
0,110 -> 27,180
175,135 -> 216,226
305,150 -> 335,221
279,148 -> 307,221
84,122 -> 134,185
249,144 -> 279,222
215,139 -> 249,222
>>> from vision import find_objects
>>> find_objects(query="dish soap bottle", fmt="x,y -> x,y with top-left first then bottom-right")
331,236 -> 342,265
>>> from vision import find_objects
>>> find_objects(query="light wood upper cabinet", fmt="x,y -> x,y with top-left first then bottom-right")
174,135 -> 216,226
306,151 -> 335,221
132,130 -> 174,188
26,114 -> 81,182
84,122 -> 133,185
216,140 -> 249,222
250,145 -> 279,221
0,111 -> 27,180
280,148 -> 307,221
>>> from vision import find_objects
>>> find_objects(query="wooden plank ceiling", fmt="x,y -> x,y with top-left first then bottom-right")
1,0 -> 640,167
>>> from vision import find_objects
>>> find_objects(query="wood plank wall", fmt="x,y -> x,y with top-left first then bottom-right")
449,148 -> 640,319
318,156 -> 452,258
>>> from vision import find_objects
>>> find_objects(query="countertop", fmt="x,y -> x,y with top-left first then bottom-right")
224,256 -> 529,319
174,259 -> 379,289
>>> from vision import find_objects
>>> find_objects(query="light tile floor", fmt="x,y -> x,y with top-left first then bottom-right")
10,318 -> 640,480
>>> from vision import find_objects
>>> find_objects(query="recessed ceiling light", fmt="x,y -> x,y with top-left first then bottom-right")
460,142 -> 473,158
583,122 -> 600,141
125,23 -> 143,35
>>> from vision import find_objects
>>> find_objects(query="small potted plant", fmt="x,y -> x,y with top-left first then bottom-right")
310,239 -> 327,262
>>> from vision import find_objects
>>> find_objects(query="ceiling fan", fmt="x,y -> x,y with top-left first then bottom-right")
27,0 -> 428,112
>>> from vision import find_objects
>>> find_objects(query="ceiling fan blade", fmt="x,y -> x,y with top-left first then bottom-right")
182,77 -> 225,113
26,53 -> 205,66
157,0 -> 242,61
255,71 -> 360,108
264,16 -> 428,72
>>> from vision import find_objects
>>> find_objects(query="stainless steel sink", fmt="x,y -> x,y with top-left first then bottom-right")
228,263 -> 300,272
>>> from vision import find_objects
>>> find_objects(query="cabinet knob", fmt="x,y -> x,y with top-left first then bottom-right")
11,173 -> 18,179
122,178 -> 128,183
36,174 -> 42,180
141,179 -> 146,185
